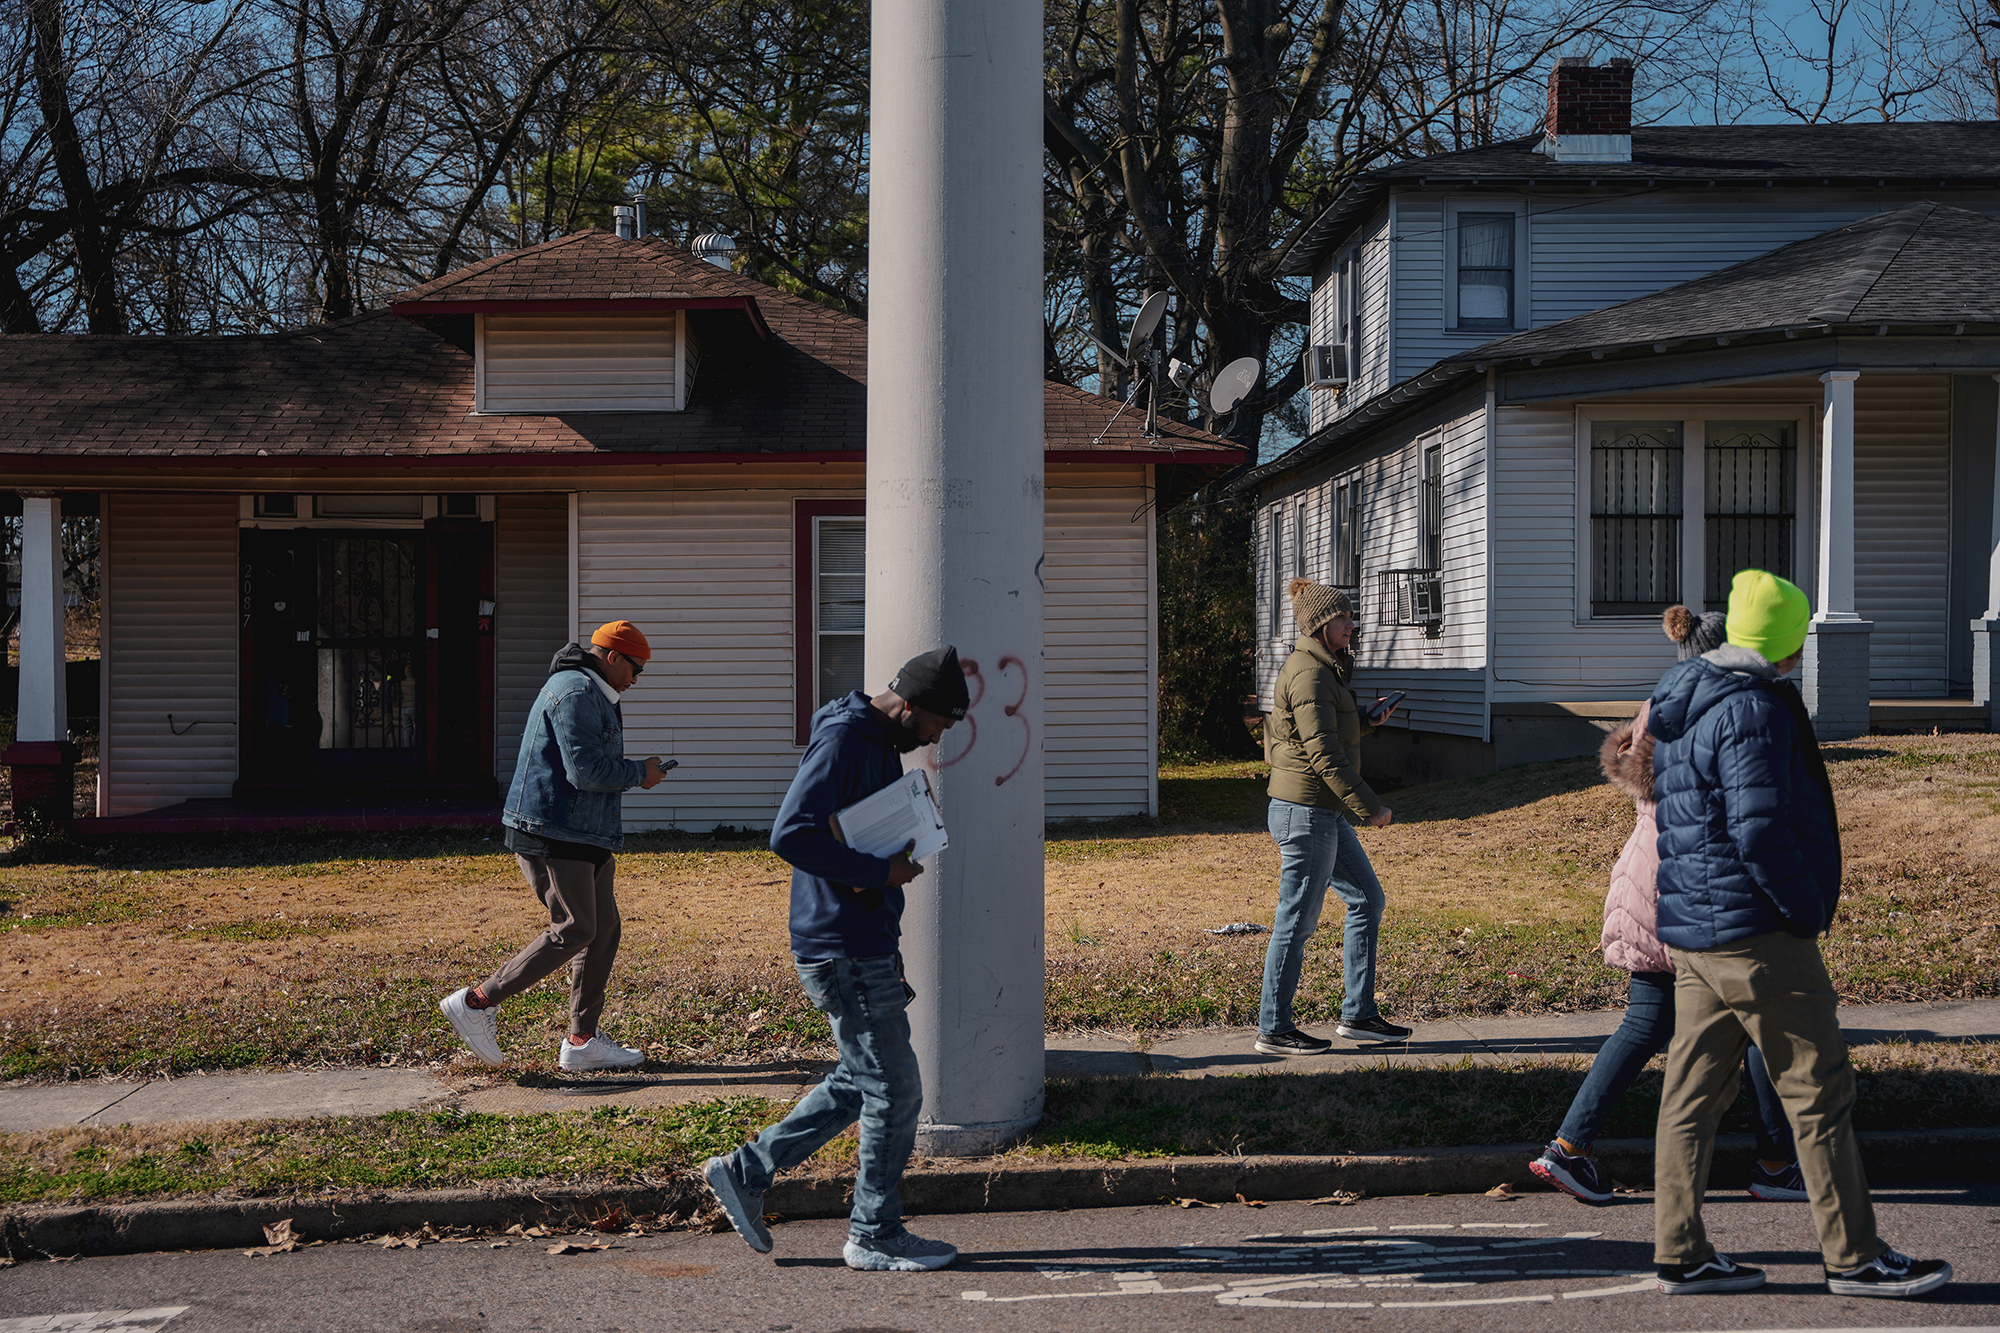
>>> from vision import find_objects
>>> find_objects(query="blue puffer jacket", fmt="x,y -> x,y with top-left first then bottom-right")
502,643 -> 648,851
1647,646 -> 1841,950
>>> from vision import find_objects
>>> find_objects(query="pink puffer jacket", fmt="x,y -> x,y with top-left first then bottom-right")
1600,699 -> 1672,974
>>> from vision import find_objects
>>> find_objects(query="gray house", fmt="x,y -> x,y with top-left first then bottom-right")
1244,64 -> 2000,777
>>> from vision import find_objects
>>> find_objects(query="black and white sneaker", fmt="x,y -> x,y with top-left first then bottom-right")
1336,1015 -> 1413,1043
1826,1248 -> 1952,1298
1656,1253 -> 1766,1294
1748,1158 -> 1808,1201
1255,1028 -> 1333,1056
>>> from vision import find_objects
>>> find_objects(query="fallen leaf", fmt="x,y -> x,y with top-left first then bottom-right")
1308,1192 -> 1364,1206
1168,1196 -> 1223,1209
263,1219 -> 299,1247
547,1241 -> 613,1255
1235,1194 -> 1266,1208
504,1224 -> 525,1236
488,1241 -> 510,1249
1484,1183 -> 1519,1201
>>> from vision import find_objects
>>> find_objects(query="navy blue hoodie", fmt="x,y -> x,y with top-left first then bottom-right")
773,691 -> 908,960
1648,646 -> 1841,950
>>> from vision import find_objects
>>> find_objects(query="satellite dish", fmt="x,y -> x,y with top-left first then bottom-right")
1209,357 -> 1262,414
1126,291 -> 1170,363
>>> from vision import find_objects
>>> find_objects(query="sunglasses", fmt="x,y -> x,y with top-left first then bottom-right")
619,653 -> 645,677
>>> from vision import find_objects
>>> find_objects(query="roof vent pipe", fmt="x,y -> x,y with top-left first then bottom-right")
612,204 -> 637,240
693,232 -> 738,269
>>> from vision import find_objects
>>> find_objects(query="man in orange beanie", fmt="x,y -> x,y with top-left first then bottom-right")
440,620 -> 670,1071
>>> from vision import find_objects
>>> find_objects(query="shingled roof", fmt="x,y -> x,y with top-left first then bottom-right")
0,230 -> 1238,466
1280,121 -> 2000,276
1446,201 -> 2000,363
1238,201 -> 2000,492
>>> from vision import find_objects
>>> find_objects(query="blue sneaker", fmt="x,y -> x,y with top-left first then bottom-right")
843,1229 -> 957,1271
1529,1140 -> 1612,1203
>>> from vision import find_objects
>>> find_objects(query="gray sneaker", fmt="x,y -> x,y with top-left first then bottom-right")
702,1155 -> 772,1254
843,1230 -> 957,1272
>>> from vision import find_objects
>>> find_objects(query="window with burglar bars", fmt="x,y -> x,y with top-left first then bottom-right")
1334,480 -> 1362,590
1591,421 -> 1682,616
1421,442 -> 1443,571
1267,507 -> 1285,638
1705,422 -> 1796,611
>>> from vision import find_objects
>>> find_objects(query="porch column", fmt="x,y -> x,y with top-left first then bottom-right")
4,493 -> 78,827
1803,370 -> 1872,740
1971,374 -> 2000,726
868,0 -> 1044,1152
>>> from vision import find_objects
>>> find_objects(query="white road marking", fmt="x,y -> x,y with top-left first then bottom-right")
959,1227 -> 1643,1310
0,1311 -> 188,1333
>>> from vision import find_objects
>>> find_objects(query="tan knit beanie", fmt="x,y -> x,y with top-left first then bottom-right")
1289,577 -> 1354,637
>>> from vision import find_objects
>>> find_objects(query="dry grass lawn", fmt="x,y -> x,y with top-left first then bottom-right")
1,733 -> 1995,1078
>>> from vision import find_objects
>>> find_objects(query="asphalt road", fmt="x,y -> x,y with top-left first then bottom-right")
3,1185 -> 1996,1333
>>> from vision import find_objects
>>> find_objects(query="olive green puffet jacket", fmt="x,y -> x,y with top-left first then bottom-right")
1266,634 -> 1383,819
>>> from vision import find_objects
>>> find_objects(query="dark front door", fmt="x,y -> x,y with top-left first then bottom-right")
312,534 -> 425,782
241,525 -> 492,793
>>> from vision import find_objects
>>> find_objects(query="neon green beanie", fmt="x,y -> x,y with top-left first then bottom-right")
1725,568 -> 1810,663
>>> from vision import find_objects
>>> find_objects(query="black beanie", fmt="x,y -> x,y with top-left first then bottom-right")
890,645 -> 970,720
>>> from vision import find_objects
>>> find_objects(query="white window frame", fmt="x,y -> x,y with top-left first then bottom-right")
812,513 -> 866,708
1574,404 -> 1817,626
1444,199 -> 1528,334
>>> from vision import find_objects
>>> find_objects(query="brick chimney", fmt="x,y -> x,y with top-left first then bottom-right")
1542,56 -> 1633,163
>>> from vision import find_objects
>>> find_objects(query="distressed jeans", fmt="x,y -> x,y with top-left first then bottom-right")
1260,798 -> 1385,1033
729,953 -> 921,1240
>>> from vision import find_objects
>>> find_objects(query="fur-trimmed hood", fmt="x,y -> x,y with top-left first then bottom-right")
1599,703 -> 1654,804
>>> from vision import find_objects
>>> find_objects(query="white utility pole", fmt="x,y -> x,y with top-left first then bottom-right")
866,0 -> 1046,1154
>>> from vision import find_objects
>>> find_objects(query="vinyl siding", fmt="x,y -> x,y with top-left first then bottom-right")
494,494 -> 571,784
478,313 -> 678,413
1045,468 -> 1154,818
574,463 -> 1155,830
1254,391 -> 1488,737
101,494 -> 239,815
1855,374 -> 1951,696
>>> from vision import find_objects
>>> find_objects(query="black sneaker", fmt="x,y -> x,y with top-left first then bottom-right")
1656,1253 -> 1766,1294
1255,1028 -> 1333,1056
1826,1248 -> 1952,1297
1336,1015 -> 1413,1043
1529,1140 -> 1612,1204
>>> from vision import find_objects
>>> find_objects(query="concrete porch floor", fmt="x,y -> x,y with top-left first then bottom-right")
63,795 -> 502,836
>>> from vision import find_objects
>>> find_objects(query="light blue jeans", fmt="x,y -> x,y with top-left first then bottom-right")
1261,798 -> 1385,1033
727,953 -> 921,1240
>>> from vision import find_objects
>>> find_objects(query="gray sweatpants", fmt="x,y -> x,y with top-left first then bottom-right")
478,854 -> 621,1038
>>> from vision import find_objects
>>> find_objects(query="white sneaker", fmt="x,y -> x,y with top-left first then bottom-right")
439,988 -> 504,1065
558,1034 -> 645,1071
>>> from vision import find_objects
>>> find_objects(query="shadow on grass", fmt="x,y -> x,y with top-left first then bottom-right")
1033,1052 -> 2000,1158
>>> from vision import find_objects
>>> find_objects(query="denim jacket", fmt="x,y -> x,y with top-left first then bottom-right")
502,643 -> 647,851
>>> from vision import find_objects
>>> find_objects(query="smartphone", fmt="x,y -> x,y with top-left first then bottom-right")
658,758 -> 680,771
1366,690 -> 1406,724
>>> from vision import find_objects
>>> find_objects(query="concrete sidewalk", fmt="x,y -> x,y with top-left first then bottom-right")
1,997 -> 1992,1134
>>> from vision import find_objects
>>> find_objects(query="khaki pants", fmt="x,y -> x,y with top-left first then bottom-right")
1655,931 -> 1879,1271
478,854 -> 620,1039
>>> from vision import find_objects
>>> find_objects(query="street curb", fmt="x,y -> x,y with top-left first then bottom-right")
3,1127 -> 1991,1259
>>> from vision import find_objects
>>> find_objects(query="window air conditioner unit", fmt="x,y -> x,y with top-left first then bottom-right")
1303,344 -> 1349,389
1378,569 -> 1444,638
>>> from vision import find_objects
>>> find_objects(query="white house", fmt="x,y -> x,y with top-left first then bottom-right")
1245,65 -> 2000,778
0,231 -> 1242,830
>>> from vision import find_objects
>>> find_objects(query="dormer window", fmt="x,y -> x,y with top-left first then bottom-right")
474,312 -> 692,413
